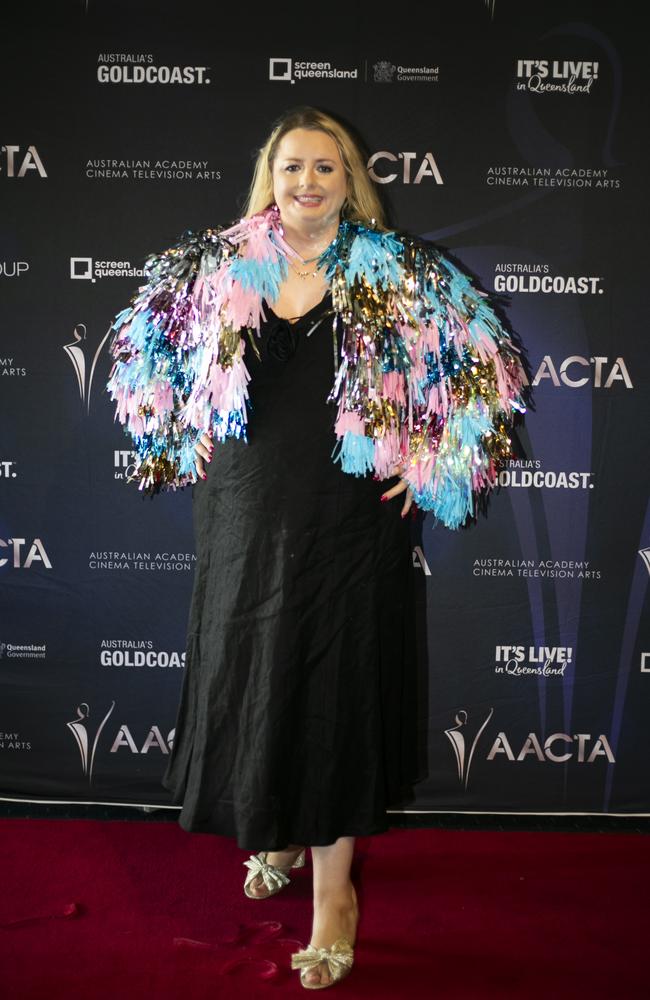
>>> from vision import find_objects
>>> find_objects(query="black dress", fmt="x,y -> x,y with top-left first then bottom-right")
161,290 -> 427,850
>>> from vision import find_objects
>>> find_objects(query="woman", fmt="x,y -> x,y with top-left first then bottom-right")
106,106 -> 529,989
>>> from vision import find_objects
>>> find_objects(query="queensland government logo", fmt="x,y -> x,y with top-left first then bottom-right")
373,61 -> 395,82
372,61 -> 438,83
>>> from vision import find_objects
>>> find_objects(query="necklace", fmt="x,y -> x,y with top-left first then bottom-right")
281,226 -> 340,276
287,257 -> 323,280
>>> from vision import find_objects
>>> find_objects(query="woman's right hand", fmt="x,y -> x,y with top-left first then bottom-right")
194,432 -> 213,480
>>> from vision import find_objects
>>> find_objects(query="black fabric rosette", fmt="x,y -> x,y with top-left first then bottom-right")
266,316 -> 299,362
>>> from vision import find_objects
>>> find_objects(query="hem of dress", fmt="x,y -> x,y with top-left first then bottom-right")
160,777 -> 425,849
175,814 -> 397,849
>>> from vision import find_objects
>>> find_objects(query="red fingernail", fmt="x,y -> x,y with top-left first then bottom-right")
380,495 -> 388,502
201,472 -> 207,480
372,474 -> 379,481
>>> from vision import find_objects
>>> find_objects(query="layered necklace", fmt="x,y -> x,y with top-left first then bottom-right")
281,224 -> 340,279
287,255 -> 322,279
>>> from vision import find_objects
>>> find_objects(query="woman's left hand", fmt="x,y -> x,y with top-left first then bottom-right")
380,461 -> 416,518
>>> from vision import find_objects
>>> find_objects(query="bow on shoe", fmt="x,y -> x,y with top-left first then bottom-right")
243,852 -> 291,893
290,938 -> 354,980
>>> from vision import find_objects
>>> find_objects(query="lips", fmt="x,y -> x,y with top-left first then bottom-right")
294,195 -> 323,205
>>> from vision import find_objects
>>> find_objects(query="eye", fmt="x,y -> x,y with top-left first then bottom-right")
318,165 -> 333,173
285,164 -> 300,172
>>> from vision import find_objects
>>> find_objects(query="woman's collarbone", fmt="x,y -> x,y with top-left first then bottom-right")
269,273 -> 330,321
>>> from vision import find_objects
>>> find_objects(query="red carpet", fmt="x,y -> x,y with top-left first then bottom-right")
0,818 -> 646,999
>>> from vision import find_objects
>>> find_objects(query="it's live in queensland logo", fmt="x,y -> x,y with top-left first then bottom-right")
494,644 -> 573,677
515,58 -> 599,96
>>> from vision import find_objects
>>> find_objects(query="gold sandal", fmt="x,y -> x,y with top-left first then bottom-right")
242,848 -> 306,899
291,936 -> 354,989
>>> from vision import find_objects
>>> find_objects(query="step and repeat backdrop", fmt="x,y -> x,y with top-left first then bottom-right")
1,1 -> 648,818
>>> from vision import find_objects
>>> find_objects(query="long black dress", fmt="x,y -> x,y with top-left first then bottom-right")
161,290 -> 427,850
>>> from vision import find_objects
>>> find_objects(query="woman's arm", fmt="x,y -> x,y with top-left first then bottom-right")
326,223 -> 530,530
395,236 -> 530,529
105,227 -> 226,495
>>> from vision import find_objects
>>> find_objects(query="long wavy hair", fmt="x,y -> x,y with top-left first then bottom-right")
241,106 -> 388,230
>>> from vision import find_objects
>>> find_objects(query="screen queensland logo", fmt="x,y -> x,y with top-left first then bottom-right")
445,708 -> 615,791
70,257 -> 145,283
269,57 -> 358,83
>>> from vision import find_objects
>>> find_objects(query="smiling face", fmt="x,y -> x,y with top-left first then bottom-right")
271,127 -> 348,236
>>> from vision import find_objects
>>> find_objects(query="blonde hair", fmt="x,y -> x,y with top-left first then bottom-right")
241,106 -> 388,230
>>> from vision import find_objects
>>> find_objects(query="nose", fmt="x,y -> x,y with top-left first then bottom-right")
299,164 -> 319,188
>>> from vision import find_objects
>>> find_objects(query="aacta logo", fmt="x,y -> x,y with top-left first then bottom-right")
63,322 -> 112,414
67,700 -> 175,783
67,702 -> 115,783
0,537 -> 52,569
412,545 -> 431,575
446,709 -> 615,790
109,725 -> 175,754
532,356 -> 632,388
1,145 -> 47,178
367,151 -> 442,184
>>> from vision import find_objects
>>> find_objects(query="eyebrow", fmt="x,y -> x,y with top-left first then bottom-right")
281,157 -> 336,163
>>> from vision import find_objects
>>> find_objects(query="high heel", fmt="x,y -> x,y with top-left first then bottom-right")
291,884 -> 358,989
290,937 -> 354,990
242,848 -> 306,899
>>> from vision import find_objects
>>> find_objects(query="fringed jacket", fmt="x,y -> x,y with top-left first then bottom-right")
106,203 -> 530,530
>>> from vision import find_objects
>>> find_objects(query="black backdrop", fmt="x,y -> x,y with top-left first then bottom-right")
1,0 -> 648,818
